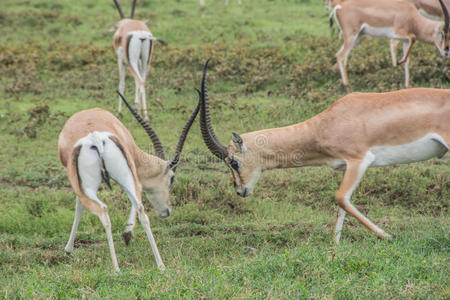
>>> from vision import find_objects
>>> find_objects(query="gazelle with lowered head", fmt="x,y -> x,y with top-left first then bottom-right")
329,0 -> 449,87
58,93 -> 199,272
113,0 -> 166,121
197,60 -> 449,243
390,0 -> 450,66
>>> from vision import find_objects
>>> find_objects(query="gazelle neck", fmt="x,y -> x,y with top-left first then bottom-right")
415,18 -> 440,43
132,145 -> 166,178
243,119 -> 331,170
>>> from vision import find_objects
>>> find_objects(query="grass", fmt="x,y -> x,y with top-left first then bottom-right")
0,0 -> 449,298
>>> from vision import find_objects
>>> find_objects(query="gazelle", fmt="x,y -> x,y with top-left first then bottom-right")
390,0 -> 450,66
329,0 -> 449,87
197,60 -> 449,243
200,0 -> 242,6
58,93 -> 199,272
113,0 -> 166,121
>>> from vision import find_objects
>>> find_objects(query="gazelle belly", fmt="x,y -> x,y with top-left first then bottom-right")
370,134 -> 448,167
360,24 -> 403,39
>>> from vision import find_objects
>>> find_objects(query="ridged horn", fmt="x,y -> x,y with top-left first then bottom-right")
113,0 -> 125,19
168,100 -> 201,171
130,0 -> 137,19
198,59 -> 228,160
438,0 -> 449,35
117,91 -> 165,159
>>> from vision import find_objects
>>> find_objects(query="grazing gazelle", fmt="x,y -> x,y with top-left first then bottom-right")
113,0 -> 166,121
390,0 -> 450,66
58,93 -> 199,272
197,60 -> 449,243
329,0 -> 449,87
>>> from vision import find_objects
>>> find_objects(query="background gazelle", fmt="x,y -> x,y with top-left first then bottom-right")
58,93 -> 199,272
329,0 -> 449,88
198,60 -> 449,243
113,0 -> 166,121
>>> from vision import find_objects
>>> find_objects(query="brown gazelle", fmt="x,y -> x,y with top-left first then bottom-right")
329,0 -> 449,87
113,0 -> 166,121
197,60 -> 449,243
390,0 -> 450,66
58,93 -> 199,272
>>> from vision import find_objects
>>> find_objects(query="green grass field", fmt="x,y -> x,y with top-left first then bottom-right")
0,0 -> 449,298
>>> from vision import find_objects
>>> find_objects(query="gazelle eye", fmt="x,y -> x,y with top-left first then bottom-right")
230,160 -> 239,171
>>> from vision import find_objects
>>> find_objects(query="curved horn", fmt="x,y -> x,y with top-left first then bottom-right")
117,91 -> 165,159
198,59 -> 228,160
113,0 -> 125,19
438,0 -> 449,35
168,100 -> 201,171
130,0 -> 137,19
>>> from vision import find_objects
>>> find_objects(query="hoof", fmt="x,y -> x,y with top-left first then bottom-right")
122,231 -> 132,246
117,112 -> 123,118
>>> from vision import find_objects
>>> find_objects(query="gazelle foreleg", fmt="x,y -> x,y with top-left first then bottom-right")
334,153 -> 393,242
397,36 -> 415,65
64,196 -> 84,253
390,39 -> 399,67
123,205 -> 137,246
402,41 -> 412,88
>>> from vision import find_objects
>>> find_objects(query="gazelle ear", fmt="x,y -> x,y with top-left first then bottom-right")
232,132 -> 247,153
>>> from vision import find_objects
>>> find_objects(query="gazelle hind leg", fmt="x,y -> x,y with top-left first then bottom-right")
334,152 -> 393,241
117,48 -> 126,117
336,32 -> 362,86
140,85 -> 149,121
65,196 -> 84,253
102,137 -> 165,270
140,40 -> 150,121
77,143 -> 120,272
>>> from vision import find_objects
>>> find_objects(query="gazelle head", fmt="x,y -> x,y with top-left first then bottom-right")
118,92 -> 200,217
435,0 -> 450,57
197,61 -> 262,198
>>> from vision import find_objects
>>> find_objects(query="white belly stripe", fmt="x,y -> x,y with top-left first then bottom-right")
370,133 -> 448,167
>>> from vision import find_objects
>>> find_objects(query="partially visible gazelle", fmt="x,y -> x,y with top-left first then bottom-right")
197,60 -> 449,243
390,0 -> 450,66
113,0 -> 166,120
329,0 -> 449,87
58,93 -> 199,272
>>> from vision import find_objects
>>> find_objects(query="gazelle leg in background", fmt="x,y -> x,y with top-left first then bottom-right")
117,48 -> 126,117
334,207 -> 346,243
336,31 -> 362,86
390,39 -> 399,66
334,153 -> 393,241
401,40 -> 412,88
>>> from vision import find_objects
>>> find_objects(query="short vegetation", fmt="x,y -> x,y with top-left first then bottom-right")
0,0 -> 448,298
